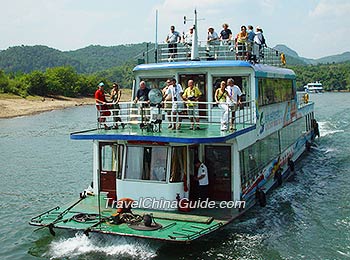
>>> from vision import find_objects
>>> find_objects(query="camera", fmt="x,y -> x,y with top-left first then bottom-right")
174,97 -> 178,101
188,96 -> 196,101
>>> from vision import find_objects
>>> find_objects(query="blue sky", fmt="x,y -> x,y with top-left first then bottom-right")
1,0 -> 349,59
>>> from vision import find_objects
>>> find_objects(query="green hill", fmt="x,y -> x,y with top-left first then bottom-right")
0,43 -> 154,74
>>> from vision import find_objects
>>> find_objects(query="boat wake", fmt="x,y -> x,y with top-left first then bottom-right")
318,121 -> 344,137
46,233 -> 157,259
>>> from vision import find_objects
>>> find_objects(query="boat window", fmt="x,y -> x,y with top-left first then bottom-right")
280,118 -> 306,151
170,146 -> 187,183
140,78 -> 171,91
240,132 -> 280,191
258,78 -> 294,106
212,76 -> 248,101
100,144 -> 123,178
125,146 -> 167,181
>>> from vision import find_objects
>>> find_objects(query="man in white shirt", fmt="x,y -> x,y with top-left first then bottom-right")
226,78 -> 242,131
166,25 -> 181,59
194,159 -> 209,200
166,78 -> 184,130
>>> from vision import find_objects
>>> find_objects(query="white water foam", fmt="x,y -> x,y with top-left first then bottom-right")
47,233 -> 157,259
318,121 -> 344,137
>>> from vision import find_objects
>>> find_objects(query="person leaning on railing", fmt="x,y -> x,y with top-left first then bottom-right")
219,23 -> 233,45
95,82 -> 111,130
134,81 -> 150,123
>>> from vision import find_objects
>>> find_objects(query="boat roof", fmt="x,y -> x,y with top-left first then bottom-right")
70,124 -> 255,144
134,60 -> 296,79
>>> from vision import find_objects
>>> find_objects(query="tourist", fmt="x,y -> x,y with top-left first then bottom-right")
214,81 -> 230,131
226,78 -> 242,131
254,26 -> 266,60
247,25 -> 255,59
194,159 -> 209,200
165,78 -> 184,130
162,79 -> 173,128
219,23 -> 232,45
165,25 -> 181,60
182,79 -> 202,130
207,26 -> 219,57
236,25 -> 248,60
95,82 -> 111,130
134,81 -> 150,123
183,27 -> 194,46
110,82 -> 122,129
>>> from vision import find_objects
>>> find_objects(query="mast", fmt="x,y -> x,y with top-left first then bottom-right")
191,9 -> 199,61
155,9 -> 158,63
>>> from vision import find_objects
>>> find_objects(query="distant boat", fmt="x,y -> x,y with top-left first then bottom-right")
304,82 -> 323,93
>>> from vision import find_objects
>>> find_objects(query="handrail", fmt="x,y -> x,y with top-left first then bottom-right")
96,100 -> 256,132
155,42 -> 284,66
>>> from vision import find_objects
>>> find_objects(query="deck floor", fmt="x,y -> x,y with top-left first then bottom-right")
30,194 -> 232,242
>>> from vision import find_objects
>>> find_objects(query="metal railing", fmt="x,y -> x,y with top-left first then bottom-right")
156,41 -> 284,66
96,100 -> 256,132
296,92 -> 312,108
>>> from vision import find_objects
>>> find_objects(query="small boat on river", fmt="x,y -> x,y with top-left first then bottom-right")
30,11 -> 318,243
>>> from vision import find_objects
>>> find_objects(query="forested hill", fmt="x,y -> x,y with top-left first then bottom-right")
0,43 -> 154,74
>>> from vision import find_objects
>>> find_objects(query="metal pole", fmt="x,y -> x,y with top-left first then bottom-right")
155,9 -> 158,63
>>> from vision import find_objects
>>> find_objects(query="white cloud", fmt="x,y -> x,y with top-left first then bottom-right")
309,1 -> 350,18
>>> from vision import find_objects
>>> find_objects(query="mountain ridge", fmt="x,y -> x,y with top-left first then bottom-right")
0,43 -> 349,73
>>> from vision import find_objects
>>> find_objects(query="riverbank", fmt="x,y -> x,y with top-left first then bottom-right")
0,95 -> 95,119
0,90 -> 132,119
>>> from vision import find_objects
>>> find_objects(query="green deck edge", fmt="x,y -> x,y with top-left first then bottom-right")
30,195 -> 229,243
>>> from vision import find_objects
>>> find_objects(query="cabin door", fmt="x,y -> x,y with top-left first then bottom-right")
99,143 -> 123,201
205,145 -> 232,201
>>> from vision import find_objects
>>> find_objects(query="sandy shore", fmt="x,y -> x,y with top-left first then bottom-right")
0,96 -> 96,119
0,90 -> 133,119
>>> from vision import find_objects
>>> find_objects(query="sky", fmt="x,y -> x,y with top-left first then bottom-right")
1,0 -> 349,59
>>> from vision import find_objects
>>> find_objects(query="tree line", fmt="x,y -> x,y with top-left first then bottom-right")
0,63 -> 135,98
290,62 -> 350,91
1,61 -> 349,98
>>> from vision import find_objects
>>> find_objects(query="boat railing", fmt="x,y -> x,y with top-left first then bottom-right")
96,100 -> 256,132
156,41 -> 284,67
296,92 -> 313,108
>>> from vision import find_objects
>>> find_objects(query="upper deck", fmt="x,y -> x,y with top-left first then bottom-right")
71,100 -> 256,143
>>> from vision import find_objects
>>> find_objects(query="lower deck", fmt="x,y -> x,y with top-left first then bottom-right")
30,194 -> 232,243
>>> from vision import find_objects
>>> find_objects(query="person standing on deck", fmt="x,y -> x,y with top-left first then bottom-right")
166,78 -> 184,130
215,81 -> 230,131
226,78 -> 242,131
162,79 -> 173,128
194,159 -> 209,200
134,81 -> 150,123
110,82 -> 122,129
182,79 -> 202,130
95,82 -> 111,130
166,25 -> 181,60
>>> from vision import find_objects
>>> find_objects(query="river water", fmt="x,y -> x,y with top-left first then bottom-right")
0,93 -> 349,260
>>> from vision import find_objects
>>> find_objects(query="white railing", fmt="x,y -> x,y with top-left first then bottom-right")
96,100 -> 256,132
156,41 -> 283,66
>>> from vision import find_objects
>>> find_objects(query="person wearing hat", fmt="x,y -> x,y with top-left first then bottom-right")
95,82 -> 111,130
253,26 -> 266,60
194,159 -> 209,200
